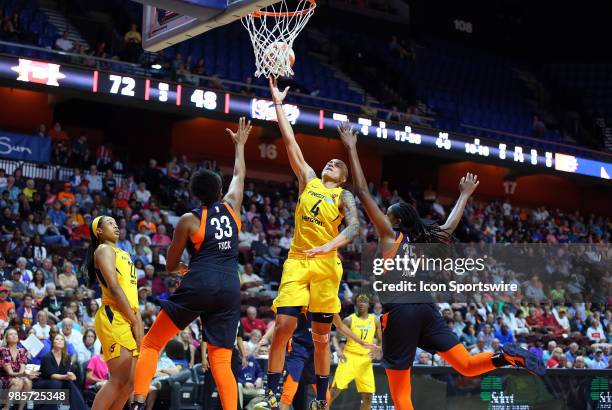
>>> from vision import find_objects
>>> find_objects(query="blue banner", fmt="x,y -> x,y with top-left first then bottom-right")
0,131 -> 51,162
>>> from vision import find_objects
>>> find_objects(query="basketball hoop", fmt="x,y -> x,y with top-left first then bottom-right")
242,0 -> 316,78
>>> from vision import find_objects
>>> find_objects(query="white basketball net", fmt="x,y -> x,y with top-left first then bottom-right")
242,0 -> 315,78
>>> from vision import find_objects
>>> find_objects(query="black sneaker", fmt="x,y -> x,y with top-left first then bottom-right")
495,343 -> 546,376
252,390 -> 280,410
130,402 -> 145,410
309,399 -> 328,410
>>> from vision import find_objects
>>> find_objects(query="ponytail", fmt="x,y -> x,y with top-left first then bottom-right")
389,202 -> 450,243
83,216 -> 104,287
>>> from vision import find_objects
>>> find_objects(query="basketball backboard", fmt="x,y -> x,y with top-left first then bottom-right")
135,0 -> 279,52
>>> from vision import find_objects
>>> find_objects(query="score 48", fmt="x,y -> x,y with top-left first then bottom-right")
190,89 -> 217,110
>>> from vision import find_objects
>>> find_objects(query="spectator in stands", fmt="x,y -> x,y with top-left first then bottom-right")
193,58 -> 206,76
38,216 -> 69,247
546,347 -> 564,368
178,329 -> 196,368
70,134 -> 90,167
0,286 -> 15,323
0,327 -> 36,409
124,23 -> 142,62
57,262 -> 78,296
85,353 -> 108,392
150,225 -> 170,249
77,329 -> 100,364
241,306 -> 268,339
40,284 -> 63,320
95,144 -> 113,171
587,348 -> 608,369
469,337 -> 492,355
241,263 -> 264,294
85,165 -> 103,193
586,318 -> 606,342
237,354 -> 264,407
37,333 -> 87,409
1,13 -> 17,41
54,31 -> 74,52
141,158 -> 162,194
16,294 -> 35,329
0,207 -> 17,241
60,318 -> 84,356
32,310 -> 50,340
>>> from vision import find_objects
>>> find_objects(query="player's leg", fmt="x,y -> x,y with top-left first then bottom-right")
93,306 -> 140,410
280,374 -> 300,410
111,352 -> 139,410
202,294 -> 242,410
308,256 -> 344,409
258,258 -> 310,408
385,368 -> 413,410
438,342 -> 546,377
132,309 -> 185,406
354,355 -> 375,410
422,304 -> 545,377
380,305 -> 420,410
360,393 -> 373,410
311,316 -> 333,407
93,347 -> 136,410
329,352 -> 357,405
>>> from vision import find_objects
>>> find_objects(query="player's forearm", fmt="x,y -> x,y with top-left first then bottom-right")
232,144 -> 246,179
275,104 -> 311,181
346,145 -> 368,195
440,193 -> 470,234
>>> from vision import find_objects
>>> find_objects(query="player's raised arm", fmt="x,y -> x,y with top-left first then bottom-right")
439,172 -> 479,237
338,123 -> 395,243
269,78 -> 316,191
224,116 -> 252,211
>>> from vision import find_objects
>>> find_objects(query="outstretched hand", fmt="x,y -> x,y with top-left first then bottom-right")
226,117 -> 252,146
338,122 -> 357,148
269,77 -> 289,104
304,243 -> 333,257
459,172 -> 480,196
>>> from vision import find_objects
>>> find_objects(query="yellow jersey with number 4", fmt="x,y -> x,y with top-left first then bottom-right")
290,178 -> 344,254
345,313 -> 376,355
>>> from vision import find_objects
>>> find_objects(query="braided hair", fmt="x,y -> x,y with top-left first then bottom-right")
83,216 -> 105,287
387,202 -> 450,243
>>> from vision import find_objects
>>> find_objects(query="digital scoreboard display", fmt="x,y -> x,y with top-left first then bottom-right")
0,55 -> 610,181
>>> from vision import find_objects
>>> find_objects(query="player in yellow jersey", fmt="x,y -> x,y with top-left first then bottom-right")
330,295 -> 382,410
85,215 -> 143,410
255,79 -> 360,410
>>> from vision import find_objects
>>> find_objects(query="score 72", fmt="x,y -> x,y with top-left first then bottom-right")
109,74 -> 136,97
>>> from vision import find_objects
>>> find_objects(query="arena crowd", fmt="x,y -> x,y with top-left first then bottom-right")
0,133 -> 609,408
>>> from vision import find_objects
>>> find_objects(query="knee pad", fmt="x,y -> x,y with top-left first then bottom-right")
311,312 -> 334,324
312,331 -> 330,344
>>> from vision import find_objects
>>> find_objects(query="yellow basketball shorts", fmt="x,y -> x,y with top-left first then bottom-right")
332,351 -> 375,393
95,305 -> 139,361
273,254 -> 343,314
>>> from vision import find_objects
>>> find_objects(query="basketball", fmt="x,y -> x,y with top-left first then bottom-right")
1,0 -> 610,409
263,41 -> 295,70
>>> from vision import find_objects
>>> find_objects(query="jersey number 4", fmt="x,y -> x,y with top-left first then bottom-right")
210,216 -> 233,240
310,199 -> 322,218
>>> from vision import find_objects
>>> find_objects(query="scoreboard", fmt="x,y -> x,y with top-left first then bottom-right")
0,55 -> 611,181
